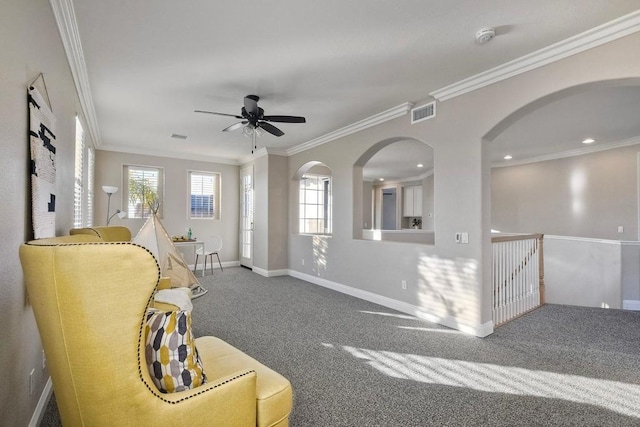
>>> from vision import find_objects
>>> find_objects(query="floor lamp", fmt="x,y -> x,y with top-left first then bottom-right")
102,185 -> 118,225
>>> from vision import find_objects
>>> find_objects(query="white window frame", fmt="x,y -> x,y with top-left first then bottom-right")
188,170 -> 221,220
86,146 -> 94,226
73,116 -> 95,227
73,116 -> 85,228
299,173 -> 332,235
123,165 -> 164,218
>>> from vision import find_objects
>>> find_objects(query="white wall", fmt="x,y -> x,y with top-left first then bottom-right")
621,242 -> 640,307
362,180 -> 373,229
284,32 -> 640,336
288,124 -> 486,334
95,150 -> 240,265
422,174 -> 435,230
268,154 -> 289,271
246,153 -> 289,273
1,0 -> 92,424
492,144 -> 639,240
544,236 -> 622,308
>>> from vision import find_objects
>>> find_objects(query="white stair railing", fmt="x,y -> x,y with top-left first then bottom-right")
492,234 -> 544,326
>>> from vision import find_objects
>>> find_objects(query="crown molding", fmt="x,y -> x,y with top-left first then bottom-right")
265,146 -> 289,156
287,102 -> 414,156
430,10 -> 640,102
238,146 -> 289,165
366,169 -> 434,184
49,0 -> 102,148
97,144 -> 241,166
492,135 -> 640,168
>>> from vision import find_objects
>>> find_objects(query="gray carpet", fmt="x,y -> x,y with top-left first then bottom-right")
41,267 -> 640,426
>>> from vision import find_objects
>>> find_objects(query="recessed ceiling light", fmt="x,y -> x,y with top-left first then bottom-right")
379,178 -> 384,181
417,163 -> 424,168
503,155 -> 513,160
582,138 -> 596,144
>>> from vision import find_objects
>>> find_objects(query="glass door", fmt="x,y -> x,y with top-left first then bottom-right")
240,166 -> 254,268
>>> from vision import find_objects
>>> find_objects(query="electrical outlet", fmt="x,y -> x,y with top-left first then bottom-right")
401,280 -> 407,290
301,258 -> 305,266
461,232 -> 469,244
618,226 -> 624,233
455,233 -> 461,243
29,369 -> 35,396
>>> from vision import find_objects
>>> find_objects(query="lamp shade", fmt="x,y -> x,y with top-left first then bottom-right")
102,185 -> 119,194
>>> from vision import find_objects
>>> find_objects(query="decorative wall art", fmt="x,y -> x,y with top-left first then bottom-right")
28,80 -> 56,238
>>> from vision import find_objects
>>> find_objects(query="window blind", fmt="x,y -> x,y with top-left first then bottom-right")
189,172 -> 217,219
73,117 -> 84,228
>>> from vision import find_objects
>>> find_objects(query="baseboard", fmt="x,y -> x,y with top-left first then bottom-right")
221,261 -> 240,268
623,300 -> 640,311
188,260 -> 240,271
29,377 -> 52,427
288,269 -> 493,337
252,267 -> 289,278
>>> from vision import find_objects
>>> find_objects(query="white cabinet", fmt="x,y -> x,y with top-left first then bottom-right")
403,186 -> 422,217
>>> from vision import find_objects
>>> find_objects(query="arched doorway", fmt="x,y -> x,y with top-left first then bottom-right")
482,78 -> 640,323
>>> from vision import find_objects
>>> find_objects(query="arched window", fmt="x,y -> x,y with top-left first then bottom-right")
295,162 -> 332,235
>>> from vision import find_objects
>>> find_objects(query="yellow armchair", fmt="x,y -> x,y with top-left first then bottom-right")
70,225 -> 132,242
19,236 -> 292,426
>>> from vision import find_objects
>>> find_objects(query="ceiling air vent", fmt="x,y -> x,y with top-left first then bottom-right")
170,133 -> 188,140
411,101 -> 436,124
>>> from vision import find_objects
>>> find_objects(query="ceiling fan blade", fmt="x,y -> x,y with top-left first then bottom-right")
244,95 -> 259,116
222,121 -> 247,132
194,110 -> 243,119
258,121 -> 284,137
262,115 -> 306,123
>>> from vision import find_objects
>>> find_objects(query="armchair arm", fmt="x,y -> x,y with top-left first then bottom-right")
70,226 -> 131,241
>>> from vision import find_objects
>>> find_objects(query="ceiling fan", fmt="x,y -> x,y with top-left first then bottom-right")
195,94 -> 306,138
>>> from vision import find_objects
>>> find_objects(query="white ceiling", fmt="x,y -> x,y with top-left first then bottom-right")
363,140 -> 433,182
491,85 -> 640,165
69,1 -> 640,174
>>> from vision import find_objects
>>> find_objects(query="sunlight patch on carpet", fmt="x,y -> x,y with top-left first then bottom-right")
340,345 -> 640,418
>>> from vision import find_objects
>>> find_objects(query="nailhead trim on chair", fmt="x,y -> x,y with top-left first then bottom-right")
26,241 -> 254,402
138,369 -> 257,404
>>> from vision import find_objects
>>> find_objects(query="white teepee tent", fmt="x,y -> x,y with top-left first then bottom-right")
133,210 -> 207,298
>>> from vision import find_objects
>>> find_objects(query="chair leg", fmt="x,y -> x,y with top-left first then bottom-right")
215,253 -> 223,271
194,254 -> 199,274
207,254 -> 214,275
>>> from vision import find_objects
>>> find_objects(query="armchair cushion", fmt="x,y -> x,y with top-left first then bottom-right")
145,310 -> 207,393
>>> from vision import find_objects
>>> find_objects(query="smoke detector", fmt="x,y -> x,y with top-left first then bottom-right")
475,27 -> 495,44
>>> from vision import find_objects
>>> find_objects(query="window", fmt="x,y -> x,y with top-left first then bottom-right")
124,165 -> 163,218
299,174 -> 332,234
73,117 -> 95,227
73,117 -> 85,228
86,147 -> 94,226
189,171 -> 220,219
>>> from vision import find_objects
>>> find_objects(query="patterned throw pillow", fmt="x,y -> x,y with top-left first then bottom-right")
145,310 -> 207,393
